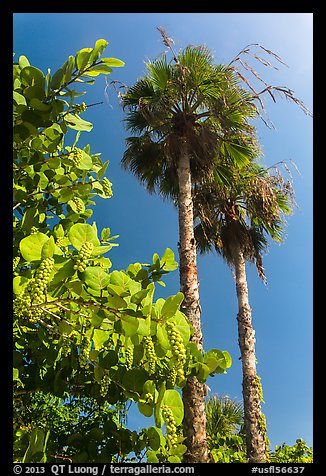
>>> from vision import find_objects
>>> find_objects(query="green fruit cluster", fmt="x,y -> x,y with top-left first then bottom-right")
73,241 -> 94,272
72,196 -> 84,213
78,336 -> 90,368
143,336 -> 157,375
144,392 -> 153,404
167,366 -> 177,386
13,291 -> 33,320
61,338 -> 71,357
69,148 -> 83,168
166,321 -> 186,381
14,258 -> 55,322
125,346 -> 133,370
35,257 -> 55,293
73,102 -> 87,114
56,237 -> 64,247
13,256 -> 20,272
161,405 -> 178,448
102,177 -> 113,197
100,373 -> 111,398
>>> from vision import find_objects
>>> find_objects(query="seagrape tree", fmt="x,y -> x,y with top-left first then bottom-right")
13,39 -> 231,463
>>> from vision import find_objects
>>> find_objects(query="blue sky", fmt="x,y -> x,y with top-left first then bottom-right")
13,13 -> 313,450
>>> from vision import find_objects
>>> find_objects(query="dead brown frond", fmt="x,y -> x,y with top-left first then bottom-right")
157,26 -> 179,64
157,26 -> 174,49
228,43 -> 312,123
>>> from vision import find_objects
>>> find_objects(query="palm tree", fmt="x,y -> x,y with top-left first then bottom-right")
121,44 -> 258,462
194,162 -> 294,462
205,394 -> 244,439
205,394 -> 246,462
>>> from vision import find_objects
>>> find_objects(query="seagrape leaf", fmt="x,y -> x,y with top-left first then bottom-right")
93,329 -> 110,350
64,113 -> 93,132
160,389 -> 184,426
82,267 -> 110,291
196,362 -> 212,382
20,66 -> 45,89
13,91 -> 27,106
76,150 -> 93,170
146,427 -> 165,451
138,401 -> 153,417
82,64 -> 112,76
154,382 -> 166,428
13,276 -> 29,295
76,47 -> 93,73
19,55 -> 30,69
120,313 -> 139,336
156,323 -> 169,350
122,369 -> 148,394
41,235 -> 56,259
20,232 -> 49,262
161,292 -> 184,319
222,350 -> 232,369
68,223 -> 100,250
89,39 -> 109,64
161,248 -> 178,271
169,310 -> 191,344
101,57 -> 125,67
98,349 -> 118,369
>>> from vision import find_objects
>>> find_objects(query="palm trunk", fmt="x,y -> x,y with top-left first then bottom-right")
233,242 -> 267,463
177,141 -> 210,463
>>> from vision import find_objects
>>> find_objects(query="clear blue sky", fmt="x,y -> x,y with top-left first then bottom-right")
13,13 -> 313,451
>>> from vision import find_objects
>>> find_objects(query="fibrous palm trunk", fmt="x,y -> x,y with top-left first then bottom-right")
177,141 -> 210,463
233,242 -> 267,463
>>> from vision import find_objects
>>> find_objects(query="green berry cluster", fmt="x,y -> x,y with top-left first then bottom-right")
102,177 -> 113,197
166,321 -> 186,381
100,373 -> 111,398
13,291 -> 33,320
73,241 -> 94,272
143,336 -> 157,375
73,102 -> 87,114
14,258 -> 55,322
34,257 -> 54,293
72,196 -> 84,213
144,392 -> 153,404
78,336 -> 90,368
61,338 -> 71,357
69,148 -> 83,168
167,366 -> 177,387
125,346 -> 133,370
161,405 -> 178,448
13,256 -> 20,272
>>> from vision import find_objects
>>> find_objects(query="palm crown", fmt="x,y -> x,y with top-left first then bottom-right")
122,46 -> 259,198
193,161 -> 295,283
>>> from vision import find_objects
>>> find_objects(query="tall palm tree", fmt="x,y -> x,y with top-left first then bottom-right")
194,162 -> 294,462
121,45 -> 258,462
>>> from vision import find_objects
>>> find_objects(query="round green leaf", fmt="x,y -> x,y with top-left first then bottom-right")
147,427 -> 165,451
20,66 -> 45,88
160,389 -> 184,426
138,401 -> 153,417
101,57 -> 125,67
82,266 -> 110,291
98,349 -> 118,369
68,223 -> 99,250
122,369 -> 148,394
13,276 -> 29,295
19,232 -> 49,262
120,314 -> 139,336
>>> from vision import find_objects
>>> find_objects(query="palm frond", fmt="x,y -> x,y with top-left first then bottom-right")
205,394 -> 244,438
